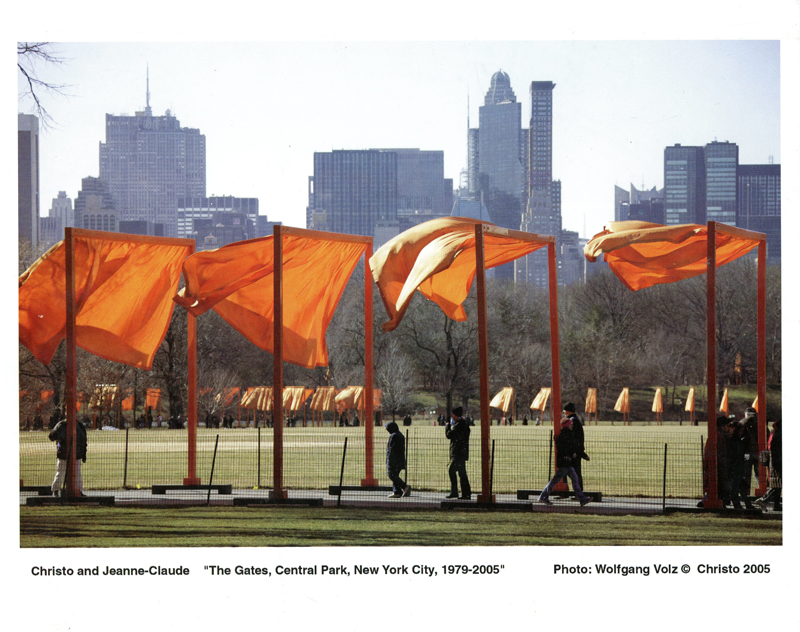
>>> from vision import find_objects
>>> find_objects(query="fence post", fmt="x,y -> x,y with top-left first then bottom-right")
123,427 -> 130,489
338,437 -> 348,507
662,443 -> 668,513
257,426 -> 261,490
207,434 -> 220,506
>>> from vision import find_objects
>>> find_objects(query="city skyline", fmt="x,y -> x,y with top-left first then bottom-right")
18,40 -> 782,241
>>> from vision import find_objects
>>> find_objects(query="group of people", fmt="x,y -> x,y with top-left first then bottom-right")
702,407 -> 782,510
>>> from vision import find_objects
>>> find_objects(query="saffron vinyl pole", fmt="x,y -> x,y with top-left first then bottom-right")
706,222 -> 721,509
475,225 -> 493,504
271,225 -> 286,499
756,239 -> 768,495
184,309 -> 200,484
64,228 -> 78,498
362,241 -> 377,485
547,240 -> 567,490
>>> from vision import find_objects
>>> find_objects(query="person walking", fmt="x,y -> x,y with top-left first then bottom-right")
562,402 -> 588,491
755,420 -> 782,512
445,406 -> 471,500
385,421 -> 410,498
49,416 -> 88,497
538,417 -> 592,506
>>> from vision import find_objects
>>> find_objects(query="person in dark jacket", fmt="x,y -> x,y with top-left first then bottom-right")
385,422 -> 410,498
699,416 -> 731,507
445,406 -> 471,499
49,417 -> 88,496
738,407 -> 759,498
538,417 -> 592,506
562,402 -> 588,490
755,419 -> 782,511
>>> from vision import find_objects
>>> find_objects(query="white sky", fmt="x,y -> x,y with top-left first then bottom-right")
17,39 -> 783,239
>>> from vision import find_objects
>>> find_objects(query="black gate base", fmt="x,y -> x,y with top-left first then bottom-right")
517,489 -> 603,502
152,484 -> 232,495
26,495 -> 115,506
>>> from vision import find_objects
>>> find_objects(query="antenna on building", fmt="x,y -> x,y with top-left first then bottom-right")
769,154 -> 774,164
145,65 -> 152,116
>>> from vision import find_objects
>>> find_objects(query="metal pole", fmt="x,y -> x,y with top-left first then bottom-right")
474,225 -> 492,504
662,443 -> 668,513
206,434 -> 220,505
257,426 -> 261,489
489,439 -> 496,502
337,437 -> 348,507
123,427 -> 130,489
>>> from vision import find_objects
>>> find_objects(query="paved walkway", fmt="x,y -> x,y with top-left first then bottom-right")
19,487 -> 781,518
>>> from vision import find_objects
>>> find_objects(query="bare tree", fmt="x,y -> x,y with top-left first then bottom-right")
375,339 -> 417,421
18,42 -> 69,128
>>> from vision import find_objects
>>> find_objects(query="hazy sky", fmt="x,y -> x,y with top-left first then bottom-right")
18,39 -> 783,239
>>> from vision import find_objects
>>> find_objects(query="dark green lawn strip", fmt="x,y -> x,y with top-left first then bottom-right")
20,507 -> 781,548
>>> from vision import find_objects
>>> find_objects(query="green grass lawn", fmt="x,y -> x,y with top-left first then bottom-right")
22,425 -> 713,498
19,506 -> 781,547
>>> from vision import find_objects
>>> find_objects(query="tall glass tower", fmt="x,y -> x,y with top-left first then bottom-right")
99,75 -> 206,237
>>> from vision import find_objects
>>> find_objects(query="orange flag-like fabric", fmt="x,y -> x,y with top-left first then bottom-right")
652,388 -> 663,413
530,388 -> 552,412
685,388 -> 695,412
309,387 -> 337,412
584,221 -> 760,291
370,217 -> 546,332
720,388 -> 729,415
489,387 -> 515,413
614,388 -> 630,413
175,234 -> 366,369
19,235 -> 191,370
585,388 -> 598,414
241,387 -> 273,411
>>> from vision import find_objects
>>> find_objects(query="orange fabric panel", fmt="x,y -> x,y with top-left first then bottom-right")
719,388 -> 729,414
121,395 -> 134,411
19,236 -> 191,370
614,388 -> 630,413
240,387 -> 273,411
584,221 -> 760,291
283,386 -> 312,411
222,387 -> 240,407
585,388 -> 598,413
652,388 -> 663,413
530,388 -> 551,411
370,217 -> 546,332
685,388 -> 695,412
309,387 -> 337,412
40,390 -> 54,402
489,387 -> 514,413
372,388 -> 381,409
335,386 -> 363,409
175,234 -> 366,369
751,396 -> 759,412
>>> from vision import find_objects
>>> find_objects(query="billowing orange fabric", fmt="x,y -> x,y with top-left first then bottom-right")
283,386 -> 312,411
585,388 -> 597,414
489,387 -> 514,413
19,235 -> 191,370
685,388 -> 695,412
530,387 -> 551,411
221,387 -> 240,407
175,234 -> 367,369
720,388 -> 729,414
614,388 -> 630,413
241,387 -> 273,411
309,386 -> 337,412
652,388 -> 663,413
335,386 -> 363,409
121,394 -> 134,411
370,217 -> 547,332
40,390 -> 54,402
584,221 -> 761,291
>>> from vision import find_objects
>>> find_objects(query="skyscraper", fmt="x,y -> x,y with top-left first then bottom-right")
664,144 -> 706,225
18,113 -> 39,248
739,163 -> 780,263
73,177 -> 117,232
519,81 -> 560,287
99,76 -> 206,237
704,141 -> 738,226
308,149 -> 398,241
39,191 -> 74,247
466,71 -> 529,280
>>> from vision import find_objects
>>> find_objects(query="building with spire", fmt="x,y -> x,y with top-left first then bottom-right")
467,70 -> 529,280
98,71 -> 206,237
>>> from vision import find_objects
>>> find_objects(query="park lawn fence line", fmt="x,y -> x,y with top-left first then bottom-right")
20,425 -> 721,508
